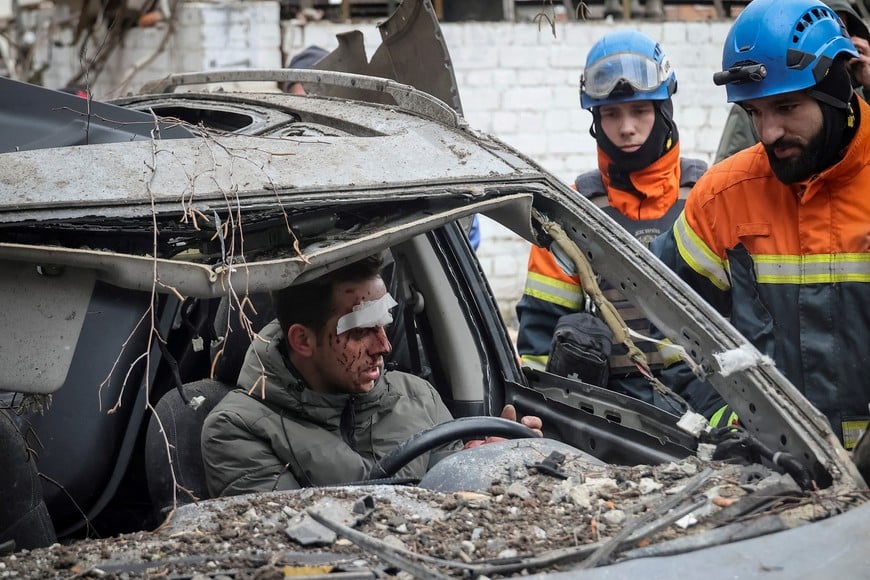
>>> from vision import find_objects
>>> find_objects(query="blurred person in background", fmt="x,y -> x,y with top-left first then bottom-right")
282,45 -> 328,94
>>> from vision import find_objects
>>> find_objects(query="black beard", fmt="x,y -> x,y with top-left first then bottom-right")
764,128 -> 826,184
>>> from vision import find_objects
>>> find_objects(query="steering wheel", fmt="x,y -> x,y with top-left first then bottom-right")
366,416 -> 539,480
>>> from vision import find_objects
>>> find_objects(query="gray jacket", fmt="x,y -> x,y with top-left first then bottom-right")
201,321 -> 460,497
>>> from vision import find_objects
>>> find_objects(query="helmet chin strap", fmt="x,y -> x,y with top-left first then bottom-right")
807,57 -> 854,110
805,58 -> 858,174
814,97 -> 855,172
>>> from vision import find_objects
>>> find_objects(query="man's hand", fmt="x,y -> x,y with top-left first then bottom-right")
463,404 -> 544,449
848,35 -> 870,92
499,403 -> 543,436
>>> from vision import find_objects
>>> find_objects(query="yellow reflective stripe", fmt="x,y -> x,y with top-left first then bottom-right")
709,405 -> 739,427
523,272 -> 583,309
842,419 -> 868,450
520,354 -> 548,370
753,253 -> 870,284
709,405 -> 726,427
673,212 -> 730,291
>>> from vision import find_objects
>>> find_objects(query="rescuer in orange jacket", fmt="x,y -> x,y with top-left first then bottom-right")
652,0 -> 870,447
515,29 -> 709,412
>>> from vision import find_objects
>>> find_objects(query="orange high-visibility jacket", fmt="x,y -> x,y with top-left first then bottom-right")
516,144 -> 706,405
653,97 -> 870,447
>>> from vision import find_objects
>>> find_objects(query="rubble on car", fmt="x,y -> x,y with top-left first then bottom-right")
5,442 -> 865,579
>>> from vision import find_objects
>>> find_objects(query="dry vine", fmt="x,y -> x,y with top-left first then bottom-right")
89,111 -> 321,516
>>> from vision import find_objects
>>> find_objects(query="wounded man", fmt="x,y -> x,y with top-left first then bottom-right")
201,253 -> 543,497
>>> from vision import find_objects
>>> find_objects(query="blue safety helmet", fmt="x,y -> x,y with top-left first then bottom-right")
715,0 -> 858,103
580,29 -> 677,110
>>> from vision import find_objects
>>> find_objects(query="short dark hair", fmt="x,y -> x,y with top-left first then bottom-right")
272,254 -> 385,340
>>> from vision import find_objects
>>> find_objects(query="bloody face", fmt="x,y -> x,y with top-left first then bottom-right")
306,276 -> 393,394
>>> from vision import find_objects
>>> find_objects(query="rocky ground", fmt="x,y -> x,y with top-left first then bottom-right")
2,450 -> 867,579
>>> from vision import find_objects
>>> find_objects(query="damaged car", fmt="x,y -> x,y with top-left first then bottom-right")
1,2 -> 869,577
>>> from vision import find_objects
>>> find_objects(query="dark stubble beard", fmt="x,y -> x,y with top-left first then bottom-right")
764,126 -> 826,184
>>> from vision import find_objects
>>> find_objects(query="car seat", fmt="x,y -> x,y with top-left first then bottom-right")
0,408 -> 57,550
145,291 -> 276,514
144,379 -> 234,513
210,292 -> 276,385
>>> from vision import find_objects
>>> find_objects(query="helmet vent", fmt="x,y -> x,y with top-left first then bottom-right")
792,6 -> 836,45
720,0 -> 856,103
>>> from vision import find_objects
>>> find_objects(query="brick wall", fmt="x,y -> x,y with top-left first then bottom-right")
291,19 -> 733,181
40,5 -> 735,325
41,2 -> 282,94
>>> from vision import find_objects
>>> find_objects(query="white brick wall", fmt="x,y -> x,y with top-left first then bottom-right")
41,2 -> 282,95
437,20 -> 733,324
39,7 -> 736,324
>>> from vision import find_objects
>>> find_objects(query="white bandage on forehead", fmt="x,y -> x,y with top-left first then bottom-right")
336,292 -> 398,335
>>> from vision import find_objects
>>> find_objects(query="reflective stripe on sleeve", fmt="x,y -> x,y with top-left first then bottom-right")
523,272 -> 583,310
753,253 -> 870,284
842,419 -> 869,451
673,212 -> 731,291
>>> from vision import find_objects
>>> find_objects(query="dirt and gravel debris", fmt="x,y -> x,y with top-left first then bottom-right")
1,455 -> 866,579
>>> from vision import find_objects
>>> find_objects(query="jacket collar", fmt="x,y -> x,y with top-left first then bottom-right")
796,96 -> 870,204
597,144 -> 682,220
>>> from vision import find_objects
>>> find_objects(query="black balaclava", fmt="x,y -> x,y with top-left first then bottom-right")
591,98 -> 679,191
809,57 -> 858,172
812,99 -> 855,175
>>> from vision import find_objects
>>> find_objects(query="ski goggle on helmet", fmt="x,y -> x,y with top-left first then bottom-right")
714,0 -> 857,103
580,29 -> 677,110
